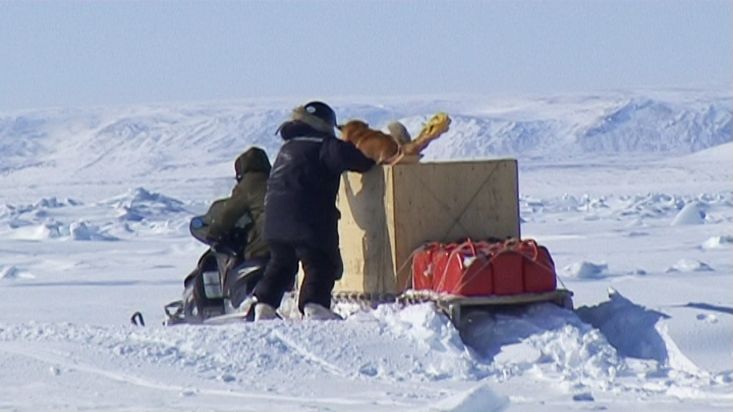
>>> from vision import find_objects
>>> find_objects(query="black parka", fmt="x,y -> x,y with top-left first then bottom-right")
264,121 -> 374,251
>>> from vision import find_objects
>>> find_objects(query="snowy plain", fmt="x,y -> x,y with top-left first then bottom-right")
0,91 -> 731,411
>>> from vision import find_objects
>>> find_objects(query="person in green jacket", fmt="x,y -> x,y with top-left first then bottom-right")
204,146 -> 271,260
178,147 -> 272,322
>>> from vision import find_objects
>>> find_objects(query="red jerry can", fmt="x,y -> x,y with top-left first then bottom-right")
411,242 -> 441,290
432,240 -> 493,296
518,240 -> 557,293
488,248 -> 526,295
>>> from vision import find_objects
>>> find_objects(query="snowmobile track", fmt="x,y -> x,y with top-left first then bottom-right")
270,328 -> 350,378
0,342 -> 396,408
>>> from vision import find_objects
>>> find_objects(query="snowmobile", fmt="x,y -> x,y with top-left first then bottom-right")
160,213 -> 267,325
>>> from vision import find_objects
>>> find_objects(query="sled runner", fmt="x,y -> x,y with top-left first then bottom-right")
397,288 -> 573,326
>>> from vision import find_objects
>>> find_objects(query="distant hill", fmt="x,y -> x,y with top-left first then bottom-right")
0,92 -> 730,183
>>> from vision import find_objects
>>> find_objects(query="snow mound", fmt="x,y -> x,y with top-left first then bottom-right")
68,221 -> 118,241
702,235 -> 733,249
460,303 -> 621,387
102,187 -> 189,222
0,197 -> 82,221
520,194 -> 611,215
6,219 -> 117,241
0,191 -> 194,238
671,202 -> 707,226
528,322 -> 620,384
666,259 -> 714,273
576,289 -> 670,363
34,197 -> 83,209
520,191 -> 732,223
427,383 -> 508,412
378,302 -> 464,345
620,193 -> 685,219
577,289 -> 711,375
9,220 -> 66,240
363,303 -> 478,380
561,261 -> 609,279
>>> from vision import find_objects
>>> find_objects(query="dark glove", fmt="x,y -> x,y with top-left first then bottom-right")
210,239 -> 238,257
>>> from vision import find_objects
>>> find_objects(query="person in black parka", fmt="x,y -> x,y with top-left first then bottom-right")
252,101 -> 374,319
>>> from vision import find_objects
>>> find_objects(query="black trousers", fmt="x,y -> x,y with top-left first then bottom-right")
254,241 -> 342,313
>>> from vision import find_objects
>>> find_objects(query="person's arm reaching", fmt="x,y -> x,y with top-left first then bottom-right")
207,185 -> 251,241
321,138 -> 375,174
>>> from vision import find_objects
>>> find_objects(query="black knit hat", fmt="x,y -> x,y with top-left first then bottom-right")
285,101 -> 339,136
303,101 -> 337,128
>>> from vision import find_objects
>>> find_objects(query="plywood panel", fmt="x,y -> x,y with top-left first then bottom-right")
335,159 -> 519,294
336,167 -> 397,293
392,160 -> 519,290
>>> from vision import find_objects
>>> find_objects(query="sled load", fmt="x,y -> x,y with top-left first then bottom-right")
332,155 -> 573,325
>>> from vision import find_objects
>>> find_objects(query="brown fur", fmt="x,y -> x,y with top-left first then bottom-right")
339,113 -> 452,165
338,120 -> 400,164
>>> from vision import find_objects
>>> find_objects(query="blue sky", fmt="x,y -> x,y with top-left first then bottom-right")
0,0 -> 730,111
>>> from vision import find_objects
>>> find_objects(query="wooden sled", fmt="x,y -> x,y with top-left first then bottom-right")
398,289 -> 574,326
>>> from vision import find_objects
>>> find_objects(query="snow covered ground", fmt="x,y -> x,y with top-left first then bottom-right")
0,92 -> 731,411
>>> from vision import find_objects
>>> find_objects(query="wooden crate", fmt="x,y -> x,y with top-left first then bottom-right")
335,159 -> 520,294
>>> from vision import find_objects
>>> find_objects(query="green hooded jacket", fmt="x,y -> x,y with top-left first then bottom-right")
205,147 -> 271,259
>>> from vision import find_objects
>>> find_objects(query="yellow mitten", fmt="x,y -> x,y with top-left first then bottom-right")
401,112 -> 452,157
415,112 -> 451,141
